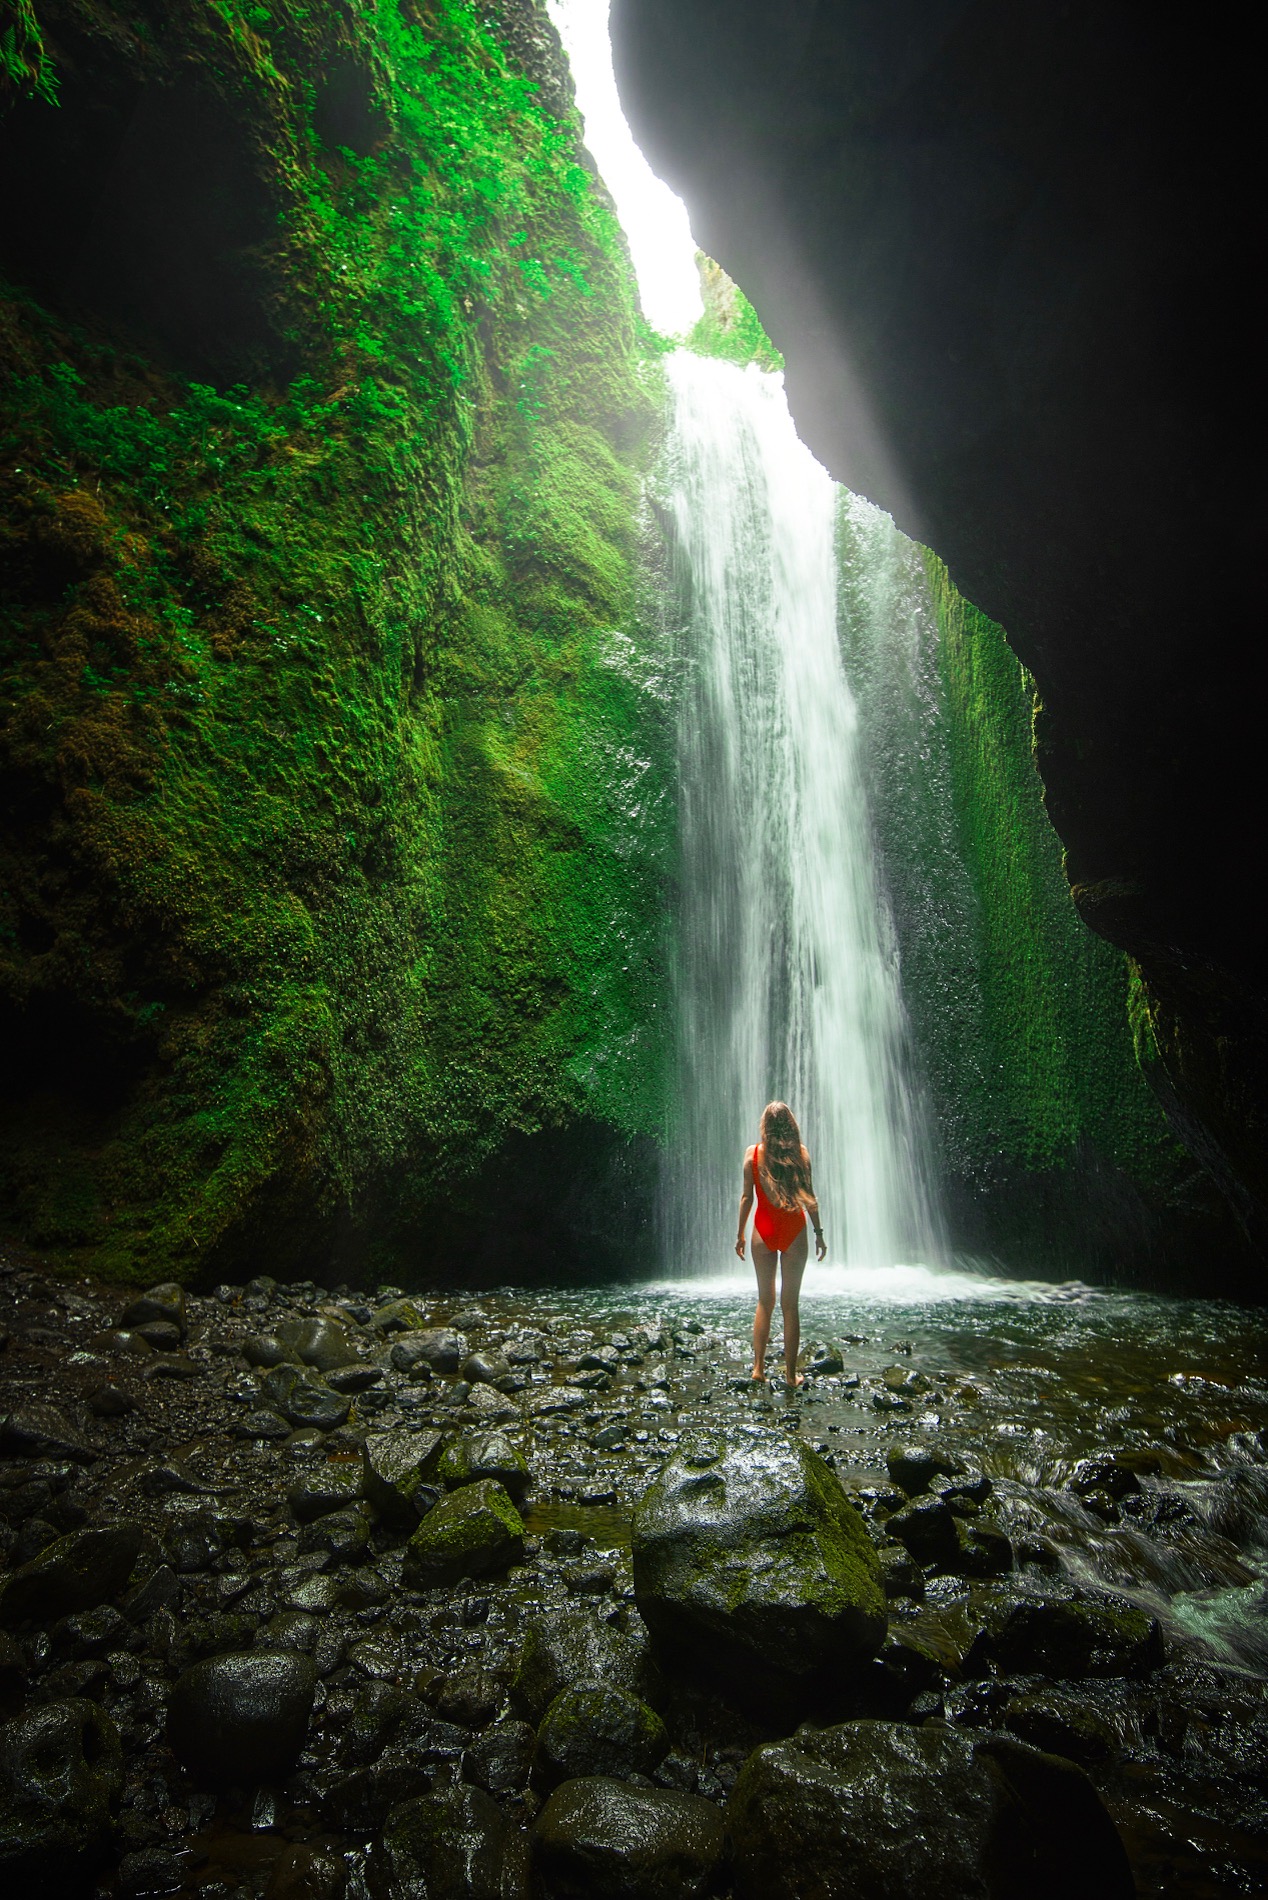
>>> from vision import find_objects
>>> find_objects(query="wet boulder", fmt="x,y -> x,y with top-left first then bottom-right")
280,1317 -> 358,1374
369,1785 -> 507,1900
883,1497 -> 961,1569
403,1480 -> 524,1587
371,1299 -> 428,1334
1069,1457 -> 1141,1503
410,1328 -> 464,1371
0,1697 -> 122,1892
877,1546 -> 924,1601
0,1521 -> 143,1625
297,1505 -> 371,1566
460,1350 -> 513,1387
631,1430 -> 885,1695
433,1665 -> 504,1729
389,1338 -> 435,1378
287,1463 -> 365,1523
886,1442 -> 967,1498
167,1649 -> 316,1787
465,1719 -> 535,1796
264,1844 -> 348,1900
118,1282 -> 186,1339
533,1778 -> 726,1900
243,1335 -> 292,1369
259,1365 -> 350,1433
1002,1689 -> 1122,1762
340,1682 -> 433,1768
970,1580 -> 1164,1679
533,1682 -> 669,1792
952,1519 -> 1014,1579
512,1606 -> 654,1722
361,1429 -> 444,1528
437,1430 -> 531,1504
726,1720 -> 1134,1900
325,1757 -> 433,1834
0,1402 -> 96,1462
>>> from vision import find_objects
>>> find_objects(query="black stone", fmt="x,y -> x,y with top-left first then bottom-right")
533,1777 -> 725,1900
533,1681 -> 669,1793
884,1498 -> 961,1569
118,1283 -> 186,1338
512,1606 -> 653,1723
0,1697 -> 122,1891
0,1521 -> 143,1625
465,1719 -> 534,1796
369,1785 -> 506,1900
166,1648 -> 316,1787
727,1719 -> 1133,1900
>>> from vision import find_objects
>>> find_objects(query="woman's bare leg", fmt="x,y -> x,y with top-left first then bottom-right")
752,1238 -> 777,1378
779,1226 -> 809,1386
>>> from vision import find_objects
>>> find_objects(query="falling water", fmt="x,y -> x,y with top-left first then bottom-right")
659,351 -> 943,1275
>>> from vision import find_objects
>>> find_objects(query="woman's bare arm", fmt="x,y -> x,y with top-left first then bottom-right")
735,1148 -> 755,1258
802,1148 -> 826,1260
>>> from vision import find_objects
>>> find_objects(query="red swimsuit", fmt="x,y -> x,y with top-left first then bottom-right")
750,1143 -> 807,1252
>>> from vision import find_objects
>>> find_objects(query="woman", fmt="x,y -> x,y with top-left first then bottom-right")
735,1101 -> 826,1387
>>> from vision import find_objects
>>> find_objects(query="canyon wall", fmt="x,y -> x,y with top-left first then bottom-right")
0,0 -> 671,1285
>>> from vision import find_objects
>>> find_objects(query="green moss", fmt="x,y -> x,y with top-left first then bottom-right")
798,1443 -> 885,1615
404,1475 -> 525,1583
686,255 -> 783,372
837,488 -> 1186,1262
922,553 -> 1181,1185
0,0 -> 670,1281
534,1683 -> 668,1787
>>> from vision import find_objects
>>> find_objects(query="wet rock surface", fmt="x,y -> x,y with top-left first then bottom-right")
533,1776 -> 726,1900
727,1719 -> 1134,1899
632,1430 -> 886,1699
168,1651 -> 317,1788
0,1253 -> 1266,1895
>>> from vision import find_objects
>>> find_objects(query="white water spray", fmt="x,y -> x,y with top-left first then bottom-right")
658,355 -> 943,1272
549,0 -> 943,1273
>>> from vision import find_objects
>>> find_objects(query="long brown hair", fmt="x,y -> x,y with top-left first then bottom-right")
757,1101 -> 811,1210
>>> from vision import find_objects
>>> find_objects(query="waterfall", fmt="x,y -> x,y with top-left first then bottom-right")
659,351 -> 943,1274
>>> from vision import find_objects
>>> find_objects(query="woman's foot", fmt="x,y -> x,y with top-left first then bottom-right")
784,1373 -> 805,1390
750,1364 -> 767,1381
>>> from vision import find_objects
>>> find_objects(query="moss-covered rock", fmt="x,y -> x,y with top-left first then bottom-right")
726,1721 -> 1133,1900
533,1777 -> 725,1900
631,1430 -> 886,1697
968,1580 -> 1163,1679
511,1604 -> 654,1722
532,1680 -> 668,1793
403,1477 -> 524,1587
437,1429 -> 530,1504
370,1786 -> 506,1900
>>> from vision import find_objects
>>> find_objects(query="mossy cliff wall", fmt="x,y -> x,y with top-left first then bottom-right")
838,497 -> 1223,1280
0,0 -> 670,1285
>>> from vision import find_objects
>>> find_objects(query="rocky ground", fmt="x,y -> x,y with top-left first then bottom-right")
1,1246 -> 1266,1897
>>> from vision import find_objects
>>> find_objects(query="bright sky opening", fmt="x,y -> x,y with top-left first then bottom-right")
547,0 -> 703,336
